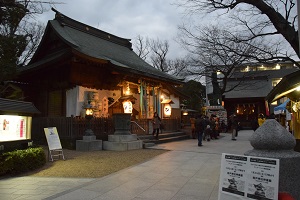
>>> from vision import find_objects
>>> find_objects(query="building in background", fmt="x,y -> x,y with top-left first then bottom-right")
206,62 -> 298,128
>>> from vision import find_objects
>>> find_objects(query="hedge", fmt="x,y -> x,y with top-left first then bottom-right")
0,147 -> 46,176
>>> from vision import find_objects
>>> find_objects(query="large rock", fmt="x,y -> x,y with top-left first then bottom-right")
245,119 -> 300,199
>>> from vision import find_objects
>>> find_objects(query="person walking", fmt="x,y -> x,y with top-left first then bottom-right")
152,112 -> 161,140
231,115 -> 238,141
195,115 -> 204,146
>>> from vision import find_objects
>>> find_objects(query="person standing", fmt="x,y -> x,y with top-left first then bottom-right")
190,115 -> 196,139
152,112 -> 161,140
231,115 -> 238,141
251,117 -> 259,131
258,113 -> 266,127
195,115 -> 204,146
203,116 -> 211,141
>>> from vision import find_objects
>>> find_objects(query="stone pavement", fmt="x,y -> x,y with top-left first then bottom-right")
0,130 -> 254,200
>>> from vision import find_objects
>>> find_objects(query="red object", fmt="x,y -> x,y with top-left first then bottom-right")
278,192 -> 295,200
20,120 -> 24,137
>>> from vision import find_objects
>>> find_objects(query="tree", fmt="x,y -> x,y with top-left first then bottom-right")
176,0 -> 299,58
0,0 -> 55,82
132,35 -> 150,61
178,25 -> 286,95
133,36 -> 190,80
179,80 -> 206,111
167,58 -> 189,77
148,38 -> 169,72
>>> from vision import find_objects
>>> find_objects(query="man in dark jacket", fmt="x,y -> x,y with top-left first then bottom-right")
195,115 -> 204,146
231,115 -> 238,141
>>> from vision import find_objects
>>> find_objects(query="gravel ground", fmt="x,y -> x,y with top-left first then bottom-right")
24,148 -> 168,178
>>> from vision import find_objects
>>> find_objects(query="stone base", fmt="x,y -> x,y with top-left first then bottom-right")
76,139 -> 102,151
103,134 -> 142,151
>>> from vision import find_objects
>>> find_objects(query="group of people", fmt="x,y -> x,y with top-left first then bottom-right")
152,111 -> 269,145
193,114 -> 240,143
191,114 -> 221,146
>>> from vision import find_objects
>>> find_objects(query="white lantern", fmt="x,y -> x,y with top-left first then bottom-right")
164,104 -> 172,116
123,100 -> 133,114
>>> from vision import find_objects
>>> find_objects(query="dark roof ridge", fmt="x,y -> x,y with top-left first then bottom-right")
51,8 -> 133,50
0,98 -> 41,114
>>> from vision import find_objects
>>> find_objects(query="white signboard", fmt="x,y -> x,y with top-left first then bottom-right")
219,154 -> 248,198
219,153 -> 279,200
0,115 -> 30,142
44,127 -> 62,150
246,156 -> 279,200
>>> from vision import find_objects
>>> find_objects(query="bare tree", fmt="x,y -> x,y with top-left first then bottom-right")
178,25 -> 281,94
176,0 -> 299,58
132,35 -> 150,61
149,38 -> 169,72
133,36 -> 189,78
167,58 -> 189,77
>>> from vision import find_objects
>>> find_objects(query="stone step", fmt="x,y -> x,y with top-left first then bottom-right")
138,131 -> 190,146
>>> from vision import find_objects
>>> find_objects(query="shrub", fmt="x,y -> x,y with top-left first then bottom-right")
0,147 -> 46,176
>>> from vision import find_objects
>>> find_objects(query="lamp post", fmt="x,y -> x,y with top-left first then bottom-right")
84,106 -> 94,136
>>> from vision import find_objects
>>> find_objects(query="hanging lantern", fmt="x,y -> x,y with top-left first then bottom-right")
164,104 -> 172,116
123,100 -> 133,114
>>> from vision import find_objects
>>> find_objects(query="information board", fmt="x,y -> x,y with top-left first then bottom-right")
219,153 -> 279,200
0,115 -> 30,142
44,127 -> 62,150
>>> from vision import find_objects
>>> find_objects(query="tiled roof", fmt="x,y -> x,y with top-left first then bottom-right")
224,69 -> 299,99
24,8 -> 182,85
0,98 -> 40,115
224,79 -> 270,98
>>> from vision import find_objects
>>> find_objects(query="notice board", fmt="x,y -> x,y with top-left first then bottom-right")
218,153 -> 279,200
44,127 -> 62,150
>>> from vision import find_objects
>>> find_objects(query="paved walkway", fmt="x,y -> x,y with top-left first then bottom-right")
0,130 -> 254,200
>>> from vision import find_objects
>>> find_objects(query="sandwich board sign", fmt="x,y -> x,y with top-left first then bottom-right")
218,153 -> 279,200
44,127 -> 65,161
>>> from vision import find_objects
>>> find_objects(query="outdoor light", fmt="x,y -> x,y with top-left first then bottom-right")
123,100 -> 133,113
183,110 -> 188,116
85,108 -> 93,118
84,105 -> 94,136
125,82 -> 130,95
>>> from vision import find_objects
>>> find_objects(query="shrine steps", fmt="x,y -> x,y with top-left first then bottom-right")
138,131 -> 190,148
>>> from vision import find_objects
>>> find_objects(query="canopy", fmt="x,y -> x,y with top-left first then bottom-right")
274,99 -> 290,115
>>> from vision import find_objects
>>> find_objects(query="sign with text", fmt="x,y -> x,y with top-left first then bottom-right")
44,127 -> 62,150
219,153 -> 279,200
0,115 -> 31,142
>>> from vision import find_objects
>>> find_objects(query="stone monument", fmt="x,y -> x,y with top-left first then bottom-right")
103,113 -> 143,151
245,119 -> 300,199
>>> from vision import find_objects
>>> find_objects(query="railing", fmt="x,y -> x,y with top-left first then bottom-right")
31,117 -> 181,147
31,117 -> 114,146
131,121 -> 146,132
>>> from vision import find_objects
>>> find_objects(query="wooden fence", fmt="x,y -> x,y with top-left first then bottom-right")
31,117 -> 181,148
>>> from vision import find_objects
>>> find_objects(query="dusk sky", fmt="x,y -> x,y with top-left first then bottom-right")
36,0 -> 192,60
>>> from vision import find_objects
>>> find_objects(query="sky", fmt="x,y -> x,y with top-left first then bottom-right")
36,0 -> 189,60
